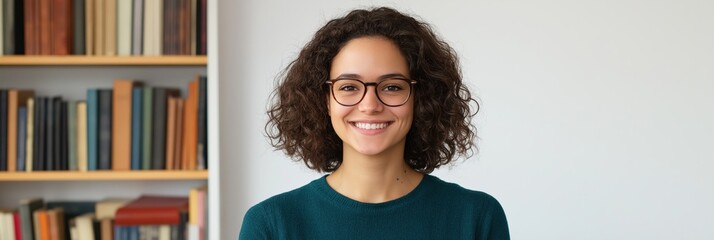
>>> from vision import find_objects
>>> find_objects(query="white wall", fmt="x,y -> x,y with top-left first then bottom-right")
218,0 -> 714,239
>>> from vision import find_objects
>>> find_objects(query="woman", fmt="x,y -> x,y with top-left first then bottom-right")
240,7 -> 509,239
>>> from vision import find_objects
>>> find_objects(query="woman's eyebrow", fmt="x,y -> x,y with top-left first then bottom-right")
334,73 -> 408,80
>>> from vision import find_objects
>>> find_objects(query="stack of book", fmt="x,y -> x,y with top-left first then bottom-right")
0,187 -> 207,240
0,0 -> 208,56
0,75 -> 208,172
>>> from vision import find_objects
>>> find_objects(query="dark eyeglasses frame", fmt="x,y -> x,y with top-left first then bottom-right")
325,78 -> 418,107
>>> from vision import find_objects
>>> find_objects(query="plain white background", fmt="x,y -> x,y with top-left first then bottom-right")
218,0 -> 714,239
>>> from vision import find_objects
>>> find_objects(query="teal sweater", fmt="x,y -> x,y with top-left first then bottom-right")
239,174 -> 509,239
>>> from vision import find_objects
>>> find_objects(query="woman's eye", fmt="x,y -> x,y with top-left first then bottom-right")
339,85 -> 359,91
383,85 -> 403,91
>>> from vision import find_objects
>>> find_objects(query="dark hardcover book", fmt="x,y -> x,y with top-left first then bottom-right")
59,101 -> 68,170
17,107 -> 27,171
72,0 -> 85,54
19,198 -> 44,240
86,89 -> 99,170
151,88 -> 179,169
68,101 -> 77,170
13,0 -> 25,54
52,98 -> 64,171
46,96 -> 60,171
196,76 -> 207,169
198,0 -> 206,55
98,90 -> 113,170
131,0 -> 143,55
0,90 -> 7,171
34,97 -> 45,171
131,87 -> 142,170
114,195 -> 189,225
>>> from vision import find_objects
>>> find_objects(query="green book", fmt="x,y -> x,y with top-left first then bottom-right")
142,87 -> 153,170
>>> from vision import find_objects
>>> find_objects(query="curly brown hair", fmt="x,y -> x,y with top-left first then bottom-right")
266,7 -> 478,173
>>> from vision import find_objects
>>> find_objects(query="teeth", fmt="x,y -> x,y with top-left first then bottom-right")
354,122 -> 388,130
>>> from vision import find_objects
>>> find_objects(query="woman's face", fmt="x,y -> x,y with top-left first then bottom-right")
328,36 -> 414,158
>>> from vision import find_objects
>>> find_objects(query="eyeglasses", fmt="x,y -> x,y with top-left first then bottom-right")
325,78 -> 417,107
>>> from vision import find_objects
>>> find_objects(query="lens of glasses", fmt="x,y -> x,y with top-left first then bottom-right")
331,79 -> 413,106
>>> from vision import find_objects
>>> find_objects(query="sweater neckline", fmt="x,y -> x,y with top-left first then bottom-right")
313,174 -> 434,213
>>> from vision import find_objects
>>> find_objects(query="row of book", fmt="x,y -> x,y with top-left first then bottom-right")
0,75 -> 208,172
0,187 -> 207,240
0,0 -> 208,56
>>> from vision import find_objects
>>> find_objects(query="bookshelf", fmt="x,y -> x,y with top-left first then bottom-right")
0,56 -> 207,66
0,0 -> 219,238
0,170 -> 208,181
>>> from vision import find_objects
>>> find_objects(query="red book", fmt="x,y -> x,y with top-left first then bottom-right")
13,212 -> 22,240
114,196 -> 188,225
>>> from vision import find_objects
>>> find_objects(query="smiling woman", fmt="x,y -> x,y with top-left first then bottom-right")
240,7 -> 509,240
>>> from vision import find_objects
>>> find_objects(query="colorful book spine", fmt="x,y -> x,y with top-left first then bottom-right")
131,87 -> 143,170
86,89 -> 99,171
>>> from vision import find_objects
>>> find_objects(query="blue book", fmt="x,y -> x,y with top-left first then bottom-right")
130,87 -> 143,170
87,89 -> 99,171
17,107 -> 27,171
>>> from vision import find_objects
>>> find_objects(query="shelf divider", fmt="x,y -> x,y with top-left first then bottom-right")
0,170 -> 209,181
0,56 -> 207,66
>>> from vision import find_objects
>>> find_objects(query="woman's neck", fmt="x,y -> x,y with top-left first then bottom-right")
326,147 -> 423,203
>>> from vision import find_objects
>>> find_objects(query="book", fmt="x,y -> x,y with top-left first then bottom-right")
58,100 -> 68,170
86,89 -> 98,170
72,0 -> 85,55
93,0 -> 103,55
198,0 -> 206,55
46,208 -> 66,240
131,0 -> 143,55
98,89 -> 112,170
100,218 -> 112,240
103,0 -> 116,55
19,198 -> 43,240
14,211 -> 23,240
34,97 -> 45,171
114,195 -> 189,226
131,87 -> 142,170
74,213 -> 99,240
95,198 -> 129,220
141,86 -> 152,169
116,0 -> 132,56
76,101 -> 87,171
165,97 -> 178,170
38,0 -> 50,55
7,89 -> 34,171
45,97 -> 55,170
50,0 -> 72,55
46,201 -> 95,220
112,80 -> 141,171
0,90 -> 7,171
34,209 -> 50,240
26,98 -> 34,171
151,88 -> 180,169
3,0 -> 26,54
17,107 -> 27,171
84,0 -> 94,55
197,76 -> 207,169
23,0 -> 37,55
173,99 -> 184,170
68,101 -> 77,170
182,79 -> 198,170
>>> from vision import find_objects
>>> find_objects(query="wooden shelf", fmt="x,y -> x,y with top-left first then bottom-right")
0,170 -> 208,181
0,56 -> 207,66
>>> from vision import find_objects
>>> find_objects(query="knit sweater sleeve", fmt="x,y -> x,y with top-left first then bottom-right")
239,204 -> 272,240
479,193 -> 510,240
